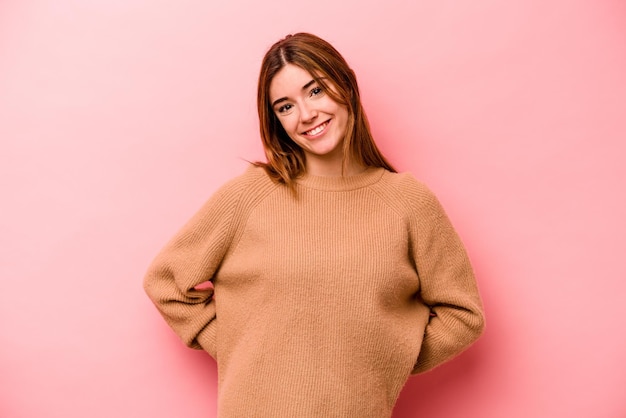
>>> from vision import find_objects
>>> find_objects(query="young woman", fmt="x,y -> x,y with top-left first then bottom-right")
144,32 -> 485,417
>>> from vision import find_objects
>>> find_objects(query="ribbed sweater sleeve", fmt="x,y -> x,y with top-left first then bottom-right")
143,172 -> 252,357
401,177 -> 485,374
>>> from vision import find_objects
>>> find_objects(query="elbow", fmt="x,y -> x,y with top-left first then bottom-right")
142,271 -> 155,298
142,268 -> 165,305
468,305 -> 486,343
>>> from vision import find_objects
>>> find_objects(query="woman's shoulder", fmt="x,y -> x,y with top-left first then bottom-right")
200,164 -> 279,213
379,170 -> 439,204
219,164 -> 274,191
373,169 -> 452,223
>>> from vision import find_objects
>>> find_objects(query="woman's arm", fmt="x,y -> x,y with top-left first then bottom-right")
143,181 -> 243,358
409,184 -> 485,374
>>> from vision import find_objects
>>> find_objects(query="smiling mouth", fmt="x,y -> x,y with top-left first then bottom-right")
302,120 -> 330,136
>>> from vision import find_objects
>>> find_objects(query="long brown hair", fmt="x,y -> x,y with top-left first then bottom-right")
255,33 -> 396,188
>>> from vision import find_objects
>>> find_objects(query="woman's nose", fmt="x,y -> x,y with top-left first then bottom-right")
299,102 -> 318,123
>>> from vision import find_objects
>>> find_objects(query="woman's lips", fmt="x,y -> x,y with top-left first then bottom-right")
302,120 -> 330,137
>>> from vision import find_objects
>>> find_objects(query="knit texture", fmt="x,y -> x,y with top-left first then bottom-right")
144,165 -> 484,418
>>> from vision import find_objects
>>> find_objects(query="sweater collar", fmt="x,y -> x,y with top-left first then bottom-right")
295,167 -> 386,191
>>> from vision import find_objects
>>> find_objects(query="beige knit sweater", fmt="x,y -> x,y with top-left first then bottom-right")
144,165 -> 484,417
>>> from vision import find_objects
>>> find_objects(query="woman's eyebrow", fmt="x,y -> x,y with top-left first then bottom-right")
271,79 -> 317,107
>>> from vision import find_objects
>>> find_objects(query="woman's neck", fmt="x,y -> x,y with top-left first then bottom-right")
304,155 -> 366,177
305,162 -> 366,177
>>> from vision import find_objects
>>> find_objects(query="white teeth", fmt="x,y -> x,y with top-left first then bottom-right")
305,122 -> 327,136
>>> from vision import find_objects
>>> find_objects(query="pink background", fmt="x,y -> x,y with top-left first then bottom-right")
1,0 -> 625,417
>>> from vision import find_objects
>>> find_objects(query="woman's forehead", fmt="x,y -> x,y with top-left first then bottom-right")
269,64 -> 338,100
269,65 -> 319,97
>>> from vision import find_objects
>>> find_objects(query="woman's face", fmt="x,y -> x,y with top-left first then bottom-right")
269,64 -> 349,173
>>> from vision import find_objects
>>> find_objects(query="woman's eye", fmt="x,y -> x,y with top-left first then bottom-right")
311,86 -> 323,97
277,104 -> 293,114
